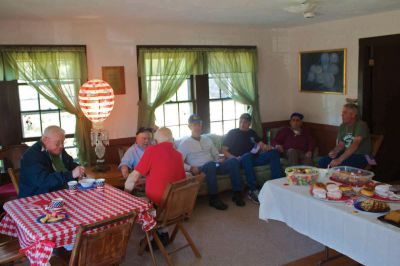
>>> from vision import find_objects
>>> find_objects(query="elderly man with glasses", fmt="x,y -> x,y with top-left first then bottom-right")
19,125 -> 85,198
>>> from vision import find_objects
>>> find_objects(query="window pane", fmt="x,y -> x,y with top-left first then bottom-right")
23,141 -> 36,146
61,112 -> 76,134
209,101 -> 222,122
21,113 -> 41,138
39,95 -> 58,110
19,85 -> 39,111
177,79 -> 191,101
210,122 -> 223,136
179,102 -> 193,125
41,112 -> 60,133
223,120 -> 236,135
220,88 -> 229,98
179,125 -> 191,138
223,100 -> 235,120
208,78 -> 220,99
169,126 -> 180,140
235,102 -> 248,117
64,137 -> 76,148
65,147 -> 78,160
164,104 -> 179,126
154,105 -> 165,127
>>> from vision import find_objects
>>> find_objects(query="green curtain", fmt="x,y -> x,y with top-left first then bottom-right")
208,49 -> 262,136
137,49 -> 206,128
0,46 -> 93,165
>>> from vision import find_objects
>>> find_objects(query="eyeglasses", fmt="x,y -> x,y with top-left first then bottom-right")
136,127 -> 154,135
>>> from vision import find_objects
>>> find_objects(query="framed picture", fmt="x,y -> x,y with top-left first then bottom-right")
102,66 -> 125,95
299,48 -> 346,94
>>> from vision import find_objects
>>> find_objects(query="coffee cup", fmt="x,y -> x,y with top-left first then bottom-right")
67,181 -> 78,194
48,198 -> 64,213
95,178 -> 105,190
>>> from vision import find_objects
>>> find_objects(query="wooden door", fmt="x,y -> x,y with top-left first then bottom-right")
359,34 -> 400,182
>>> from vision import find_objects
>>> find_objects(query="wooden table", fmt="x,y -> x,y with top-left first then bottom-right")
85,164 -> 125,188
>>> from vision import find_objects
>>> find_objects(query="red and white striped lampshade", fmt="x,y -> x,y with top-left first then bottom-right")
79,79 -> 115,124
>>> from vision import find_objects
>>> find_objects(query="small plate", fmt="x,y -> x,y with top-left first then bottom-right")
36,213 -> 69,224
354,201 -> 390,214
310,190 -> 350,203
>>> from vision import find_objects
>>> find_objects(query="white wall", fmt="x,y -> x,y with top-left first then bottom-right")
286,9 -> 400,125
0,20 -> 287,138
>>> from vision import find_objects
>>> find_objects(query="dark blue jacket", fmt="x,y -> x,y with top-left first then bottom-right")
19,141 -> 79,198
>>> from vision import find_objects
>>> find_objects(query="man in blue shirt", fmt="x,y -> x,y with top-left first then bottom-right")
119,127 -> 152,178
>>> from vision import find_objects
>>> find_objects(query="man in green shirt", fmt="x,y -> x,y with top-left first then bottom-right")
318,103 -> 372,169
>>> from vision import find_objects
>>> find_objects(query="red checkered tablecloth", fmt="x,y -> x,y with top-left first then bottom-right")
0,184 -> 156,266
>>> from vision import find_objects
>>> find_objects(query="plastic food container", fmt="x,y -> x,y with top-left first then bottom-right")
329,166 -> 374,186
285,166 -> 319,185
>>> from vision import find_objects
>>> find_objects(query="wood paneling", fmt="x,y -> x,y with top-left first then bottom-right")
105,137 -> 135,164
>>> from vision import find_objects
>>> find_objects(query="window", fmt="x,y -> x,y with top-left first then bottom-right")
18,82 -> 78,159
154,78 -> 194,139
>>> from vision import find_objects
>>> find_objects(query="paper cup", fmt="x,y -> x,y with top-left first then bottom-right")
95,178 -> 105,190
68,181 -> 78,194
48,198 -> 64,213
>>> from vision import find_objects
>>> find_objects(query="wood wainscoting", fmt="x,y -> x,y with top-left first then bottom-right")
262,121 -> 338,156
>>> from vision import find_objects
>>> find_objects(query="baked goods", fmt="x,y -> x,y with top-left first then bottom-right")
39,213 -> 66,223
361,187 -> 375,197
326,184 -> 342,199
360,199 -> 390,212
285,166 -> 319,185
339,185 -> 352,192
384,210 -> 400,224
329,166 -> 374,186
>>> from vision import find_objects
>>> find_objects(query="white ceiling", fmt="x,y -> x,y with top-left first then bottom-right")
1,0 -> 400,27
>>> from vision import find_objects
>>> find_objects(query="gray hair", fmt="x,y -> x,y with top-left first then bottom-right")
154,127 -> 173,143
343,102 -> 359,116
42,125 -> 65,140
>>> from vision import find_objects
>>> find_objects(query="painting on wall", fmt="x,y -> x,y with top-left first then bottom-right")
102,66 -> 125,95
299,48 -> 346,94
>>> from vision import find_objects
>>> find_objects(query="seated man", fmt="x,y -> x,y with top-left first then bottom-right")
119,127 -> 152,178
318,102 -> 372,169
19,125 -> 85,198
124,127 -> 186,206
222,113 -> 281,204
272,112 -> 316,166
178,114 -> 244,211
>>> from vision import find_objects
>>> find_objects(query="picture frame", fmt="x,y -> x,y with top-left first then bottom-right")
299,48 -> 346,94
102,66 -> 125,95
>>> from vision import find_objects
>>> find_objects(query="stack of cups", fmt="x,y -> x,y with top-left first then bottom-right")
68,181 -> 78,195
95,178 -> 105,191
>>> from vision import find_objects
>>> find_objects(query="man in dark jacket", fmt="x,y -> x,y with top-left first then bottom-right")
19,125 -> 85,198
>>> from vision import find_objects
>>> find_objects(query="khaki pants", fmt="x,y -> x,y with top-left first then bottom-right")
286,149 -> 313,166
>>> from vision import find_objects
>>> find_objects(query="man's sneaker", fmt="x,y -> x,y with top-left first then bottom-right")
248,189 -> 260,205
209,197 -> 228,210
232,192 -> 245,207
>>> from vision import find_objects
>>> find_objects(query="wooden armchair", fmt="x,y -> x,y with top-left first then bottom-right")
7,168 -> 20,196
139,174 -> 205,266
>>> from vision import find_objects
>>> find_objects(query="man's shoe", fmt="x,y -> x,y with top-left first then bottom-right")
232,192 -> 245,207
209,198 -> 228,210
158,232 -> 170,246
248,189 -> 260,205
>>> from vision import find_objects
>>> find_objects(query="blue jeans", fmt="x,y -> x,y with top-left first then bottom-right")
318,154 -> 368,169
240,150 -> 282,191
200,158 -> 242,195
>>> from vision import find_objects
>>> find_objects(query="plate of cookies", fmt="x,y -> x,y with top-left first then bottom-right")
310,182 -> 354,202
36,213 -> 69,224
354,199 -> 390,213
360,184 -> 400,203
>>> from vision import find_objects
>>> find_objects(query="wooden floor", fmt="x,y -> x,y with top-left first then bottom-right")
283,248 -> 361,266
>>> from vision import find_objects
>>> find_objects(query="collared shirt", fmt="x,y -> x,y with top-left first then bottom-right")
118,144 -> 145,170
135,142 -> 186,205
178,136 -> 218,171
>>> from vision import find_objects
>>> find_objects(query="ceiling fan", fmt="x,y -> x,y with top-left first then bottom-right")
284,0 -> 320,18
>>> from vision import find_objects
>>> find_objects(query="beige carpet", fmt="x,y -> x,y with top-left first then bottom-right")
122,191 -> 327,266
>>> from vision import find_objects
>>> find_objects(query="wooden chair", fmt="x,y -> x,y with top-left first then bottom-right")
139,174 -> 205,266
7,168 -> 20,196
0,213 -> 26,264
365,134 -> 384,170
52,211 -> 137,266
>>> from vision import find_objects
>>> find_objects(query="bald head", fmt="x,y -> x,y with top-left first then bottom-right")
41,126 -> 65,155
154,127 -> 173,143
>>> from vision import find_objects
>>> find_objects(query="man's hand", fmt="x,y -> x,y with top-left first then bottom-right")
328,150 -> 338,159
276,145 -> 284,153
72,166 -> 85,178
305,151 -> 312,158
190,166 -> 200,175
121,165 -> 129,179
329,158 -> 343,167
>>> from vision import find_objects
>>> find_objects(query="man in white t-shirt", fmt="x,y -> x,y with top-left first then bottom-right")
178,114 -> 245,210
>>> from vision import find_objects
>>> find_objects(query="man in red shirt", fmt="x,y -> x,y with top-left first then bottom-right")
124,127 -> 186,205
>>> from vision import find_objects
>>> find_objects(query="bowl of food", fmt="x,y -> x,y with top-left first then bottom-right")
79,178 -> 95,188
285,166 -> 319,185
329,166 -> 374,187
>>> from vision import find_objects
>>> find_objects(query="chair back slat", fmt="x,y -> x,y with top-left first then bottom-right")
7,168 -> 19,196
70,211 -> 136,266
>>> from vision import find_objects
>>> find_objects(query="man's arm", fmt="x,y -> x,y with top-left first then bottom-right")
328,141 -> 345,159
329,137 -> 362,167
222,145 -> 237,159
118,145 -> 136,178
124,170 -> 141,192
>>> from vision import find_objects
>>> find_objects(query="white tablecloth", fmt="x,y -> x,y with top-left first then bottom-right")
259,177 -> 400,266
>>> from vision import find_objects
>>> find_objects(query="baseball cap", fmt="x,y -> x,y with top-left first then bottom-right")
188,114 -> 202,124
239,113 -> 252,122
290,112 -> 304,120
